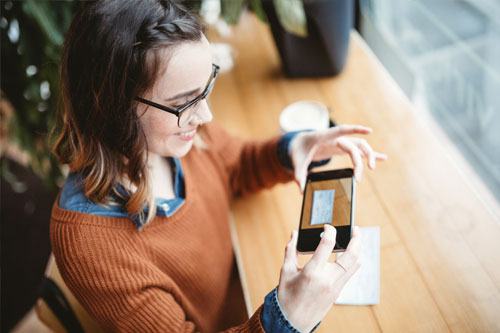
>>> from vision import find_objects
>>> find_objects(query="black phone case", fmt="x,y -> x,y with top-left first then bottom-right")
296,168 -> 356,253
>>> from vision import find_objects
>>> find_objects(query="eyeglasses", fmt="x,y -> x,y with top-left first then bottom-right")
135,63 -> 220,127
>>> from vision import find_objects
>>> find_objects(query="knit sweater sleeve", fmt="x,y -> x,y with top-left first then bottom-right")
50,221 -> 266,332
201,122 -> 296,198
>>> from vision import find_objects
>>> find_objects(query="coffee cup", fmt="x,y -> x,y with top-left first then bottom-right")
279,100 -> 330,133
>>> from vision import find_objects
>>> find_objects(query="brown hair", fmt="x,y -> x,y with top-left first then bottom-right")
50,0 -> 205,227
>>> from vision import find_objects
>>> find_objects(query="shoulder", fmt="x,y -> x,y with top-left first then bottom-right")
51,180 -> 140,273
59,172 -> 91,212
59,172 -> 127,217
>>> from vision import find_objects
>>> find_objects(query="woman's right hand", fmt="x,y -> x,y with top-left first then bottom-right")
277,225 -> 361,332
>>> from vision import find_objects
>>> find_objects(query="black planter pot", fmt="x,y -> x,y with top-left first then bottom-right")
262,0 -> 354,77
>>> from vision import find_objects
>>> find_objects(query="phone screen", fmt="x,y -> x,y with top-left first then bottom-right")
298,169 -> 355,252
301,177 -> 352,229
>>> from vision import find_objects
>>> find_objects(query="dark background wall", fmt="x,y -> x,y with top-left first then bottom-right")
1,157 -> 56,332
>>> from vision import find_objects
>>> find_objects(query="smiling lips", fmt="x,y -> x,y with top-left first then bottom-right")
175,128 -> 197,141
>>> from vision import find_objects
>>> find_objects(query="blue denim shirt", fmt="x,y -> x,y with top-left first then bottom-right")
59,131 -> 327,332
59,157 -> 186,229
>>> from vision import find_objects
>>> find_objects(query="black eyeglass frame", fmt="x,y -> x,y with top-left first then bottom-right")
135,63 -> 220,127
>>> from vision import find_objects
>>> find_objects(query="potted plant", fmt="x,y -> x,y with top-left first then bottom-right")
261,0 -> 354,77
187,0 -> 354,77
1,1 -> 78,330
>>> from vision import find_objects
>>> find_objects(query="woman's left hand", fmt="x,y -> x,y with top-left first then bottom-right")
289,124 -> 388,191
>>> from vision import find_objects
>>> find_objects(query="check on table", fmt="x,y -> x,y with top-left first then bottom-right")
209,13 -> 500,332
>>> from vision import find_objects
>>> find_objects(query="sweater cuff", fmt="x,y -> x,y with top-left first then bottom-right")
261,287 -> 321,333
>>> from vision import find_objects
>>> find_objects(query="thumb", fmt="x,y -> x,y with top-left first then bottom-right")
294,146 -> 317,193
283,230 -> 299,274
294,168 -> 307,193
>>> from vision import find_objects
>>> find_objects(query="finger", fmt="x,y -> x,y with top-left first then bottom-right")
322,124 -> 372,140
305,224 -> 337,271
294,167 -> 307,193
375,152 -> 388,161
295,162 -> 308,193
336,227 -> 361,271
294,145 -> 317,192
283,230 -> 299,274
352,138 -> 376,170
330,261 -> 362,300
338,139 -> 364,181
343,226 -> 361,255
294,169 -> 307,194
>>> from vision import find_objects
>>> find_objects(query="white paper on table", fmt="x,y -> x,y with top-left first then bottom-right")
335,226 -> 380,305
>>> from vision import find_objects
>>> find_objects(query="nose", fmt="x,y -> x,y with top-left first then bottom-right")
190,100 -> 213,125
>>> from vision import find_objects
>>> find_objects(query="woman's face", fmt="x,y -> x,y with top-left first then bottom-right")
137,35 -> 214,158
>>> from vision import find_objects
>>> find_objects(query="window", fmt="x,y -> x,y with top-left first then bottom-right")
359,0 -> 500,200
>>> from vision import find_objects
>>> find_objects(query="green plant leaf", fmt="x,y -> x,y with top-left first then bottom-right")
1,1 -> 74,190
249,0 -> 268,23
273,0 -> 308,37
221,0 -> 247,24
22,0 -> 64,45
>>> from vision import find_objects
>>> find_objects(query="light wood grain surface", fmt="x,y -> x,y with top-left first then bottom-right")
208,12 -> 500,333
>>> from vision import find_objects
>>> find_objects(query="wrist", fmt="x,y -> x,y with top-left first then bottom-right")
262,287 -> 303,333
277,287 -> 321,333
277,130 -> 309,171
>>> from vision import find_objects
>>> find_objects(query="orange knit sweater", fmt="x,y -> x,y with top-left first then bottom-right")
50,122 -> 296,332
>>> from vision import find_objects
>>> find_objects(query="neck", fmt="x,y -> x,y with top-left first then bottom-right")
120,153 -> 176,199
147,153 -> 176,199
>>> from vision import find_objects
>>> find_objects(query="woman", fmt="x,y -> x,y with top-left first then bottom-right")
50,0 -> 387,332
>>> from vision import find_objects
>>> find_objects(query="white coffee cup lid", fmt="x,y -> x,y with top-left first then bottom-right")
280,100 -> 330,132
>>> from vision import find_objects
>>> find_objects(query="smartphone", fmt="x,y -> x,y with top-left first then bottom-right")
297,168 -> 356,253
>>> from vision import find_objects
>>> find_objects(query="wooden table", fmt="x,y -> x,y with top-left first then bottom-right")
209,13 -> 500,332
